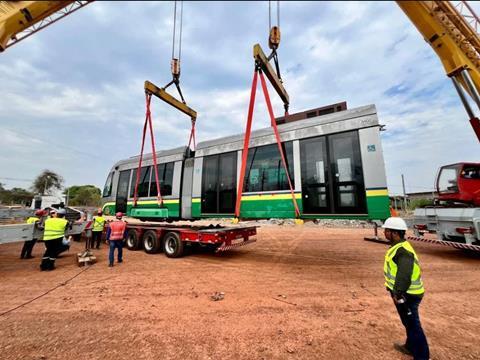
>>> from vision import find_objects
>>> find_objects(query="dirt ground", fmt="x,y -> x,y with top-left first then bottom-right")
0,224 -> 479,360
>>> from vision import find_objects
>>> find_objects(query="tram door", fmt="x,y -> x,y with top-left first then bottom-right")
201,152 -> 237,214
301,137 -> 330,214
115,170 -> 130,214
300,131 -> 366,214
329,132 -> 366,214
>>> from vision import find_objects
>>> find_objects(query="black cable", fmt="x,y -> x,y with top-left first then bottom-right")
0,265 -> 91,317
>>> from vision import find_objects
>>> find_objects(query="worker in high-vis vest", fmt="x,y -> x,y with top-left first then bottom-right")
20,209 -> 45,259
382,217 -> 429,360
40,208 -> 69,271
91,209 -> 106,249
106,212 -> 127,267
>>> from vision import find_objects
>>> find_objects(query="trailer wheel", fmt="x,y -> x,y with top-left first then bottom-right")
126,229 -> 141,250
163,232 -> 184,258
143,230 -> 161,254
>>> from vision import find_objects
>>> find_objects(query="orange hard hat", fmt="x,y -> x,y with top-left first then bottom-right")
35,209 -> 45,216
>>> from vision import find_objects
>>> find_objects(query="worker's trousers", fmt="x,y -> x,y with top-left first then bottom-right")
393,294 -> 429,360
91,231 -> 103,249
20,238 -> 37,259
40,238 -> 62,271
108,240 -> 123,265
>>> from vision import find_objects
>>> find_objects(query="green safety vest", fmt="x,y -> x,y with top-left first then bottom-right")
93,216 -> 105,232
43,218 -> 68,241
26,216 -> 39,224
384,240 -> 424,295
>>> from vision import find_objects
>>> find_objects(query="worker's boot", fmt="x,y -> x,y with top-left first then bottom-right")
393,343 -> 412,356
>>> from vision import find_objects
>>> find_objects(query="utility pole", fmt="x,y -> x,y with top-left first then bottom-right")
43,175 -> 50,196
401,174 -> 407,212
65,187 -> 70,207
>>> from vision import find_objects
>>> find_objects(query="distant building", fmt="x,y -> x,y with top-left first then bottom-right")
31,190 -> 66,210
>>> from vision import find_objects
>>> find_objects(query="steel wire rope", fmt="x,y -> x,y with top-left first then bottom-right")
171,0 -> 177,60
171,0 -> 183,61
268,1 -> 280,29
179,0 -> 183,62
0,265 -> 91,317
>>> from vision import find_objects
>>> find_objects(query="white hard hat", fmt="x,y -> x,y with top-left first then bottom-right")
381,217 -> 408,231
57,208 -> 67,215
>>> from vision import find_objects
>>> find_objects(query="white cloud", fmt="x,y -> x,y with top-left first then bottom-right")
0,1 -> 478,197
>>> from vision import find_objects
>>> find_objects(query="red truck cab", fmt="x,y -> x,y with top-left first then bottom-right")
437,163 -> 480,206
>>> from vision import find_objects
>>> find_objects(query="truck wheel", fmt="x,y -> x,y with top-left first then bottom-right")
163,232 -> 184,258
126,229 -> 141,250
143,230 -> 161,254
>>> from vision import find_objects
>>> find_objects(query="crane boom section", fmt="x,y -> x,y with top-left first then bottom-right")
0,1 -> 92,51
397,1 -> 480,94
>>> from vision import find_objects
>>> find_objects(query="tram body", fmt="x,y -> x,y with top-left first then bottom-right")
101,104 -> 390,221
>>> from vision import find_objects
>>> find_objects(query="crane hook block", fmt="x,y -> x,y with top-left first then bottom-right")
269,26 -> 281,50
171,58 -> 181,77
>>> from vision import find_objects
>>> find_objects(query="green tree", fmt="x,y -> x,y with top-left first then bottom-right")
65,185 -> 101,207
0,186 -> 34,205
408,198 -> 435,210
32,170 -> 64,195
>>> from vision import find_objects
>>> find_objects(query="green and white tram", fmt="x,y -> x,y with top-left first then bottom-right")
101,104 -> 390,221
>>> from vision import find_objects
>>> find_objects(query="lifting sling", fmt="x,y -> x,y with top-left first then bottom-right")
133,1 -> 197,209
234,68 -> 300,219
133,93 -> 163,208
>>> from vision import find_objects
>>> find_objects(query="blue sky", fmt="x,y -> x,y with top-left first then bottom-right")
0,1 -> 478,195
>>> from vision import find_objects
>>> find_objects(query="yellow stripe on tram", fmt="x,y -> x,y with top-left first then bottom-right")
366,189 -> 389,197
102,199 -> 180,207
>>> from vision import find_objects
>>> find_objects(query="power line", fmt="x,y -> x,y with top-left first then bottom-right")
2,127 -> 113,161
0,177 -> 33,182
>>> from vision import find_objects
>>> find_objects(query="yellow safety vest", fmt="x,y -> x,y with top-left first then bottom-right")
384,241 -> 424,295
93,216 -> 105,232
43,218 -> 68,241
27,216 -> 39,224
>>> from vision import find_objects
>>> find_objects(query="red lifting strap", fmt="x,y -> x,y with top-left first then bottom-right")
235,70 -> 258,218
133,93 -> 163,207
187,119 -> 196,151
259,71 -> 300,218
234,70 -> 300,218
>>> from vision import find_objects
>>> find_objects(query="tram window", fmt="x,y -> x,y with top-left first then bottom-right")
337,158 -> 352,181
150,162 -> 174,196
129,166 -> 150,198
102,172 -> 113,197
244,142 -> 294,192
315,161 -> 325,183
339,185 -> 355,206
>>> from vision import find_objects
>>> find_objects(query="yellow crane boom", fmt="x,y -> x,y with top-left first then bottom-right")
0,1 -> 92,52
397,0 -> 480,140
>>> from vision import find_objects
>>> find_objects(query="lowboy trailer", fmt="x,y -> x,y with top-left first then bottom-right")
123,222 -> 257,258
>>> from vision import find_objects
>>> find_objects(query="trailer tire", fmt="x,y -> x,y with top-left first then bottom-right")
126,229 -> 141,250
143,230 -> 161,254
163,232 -> 184,258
